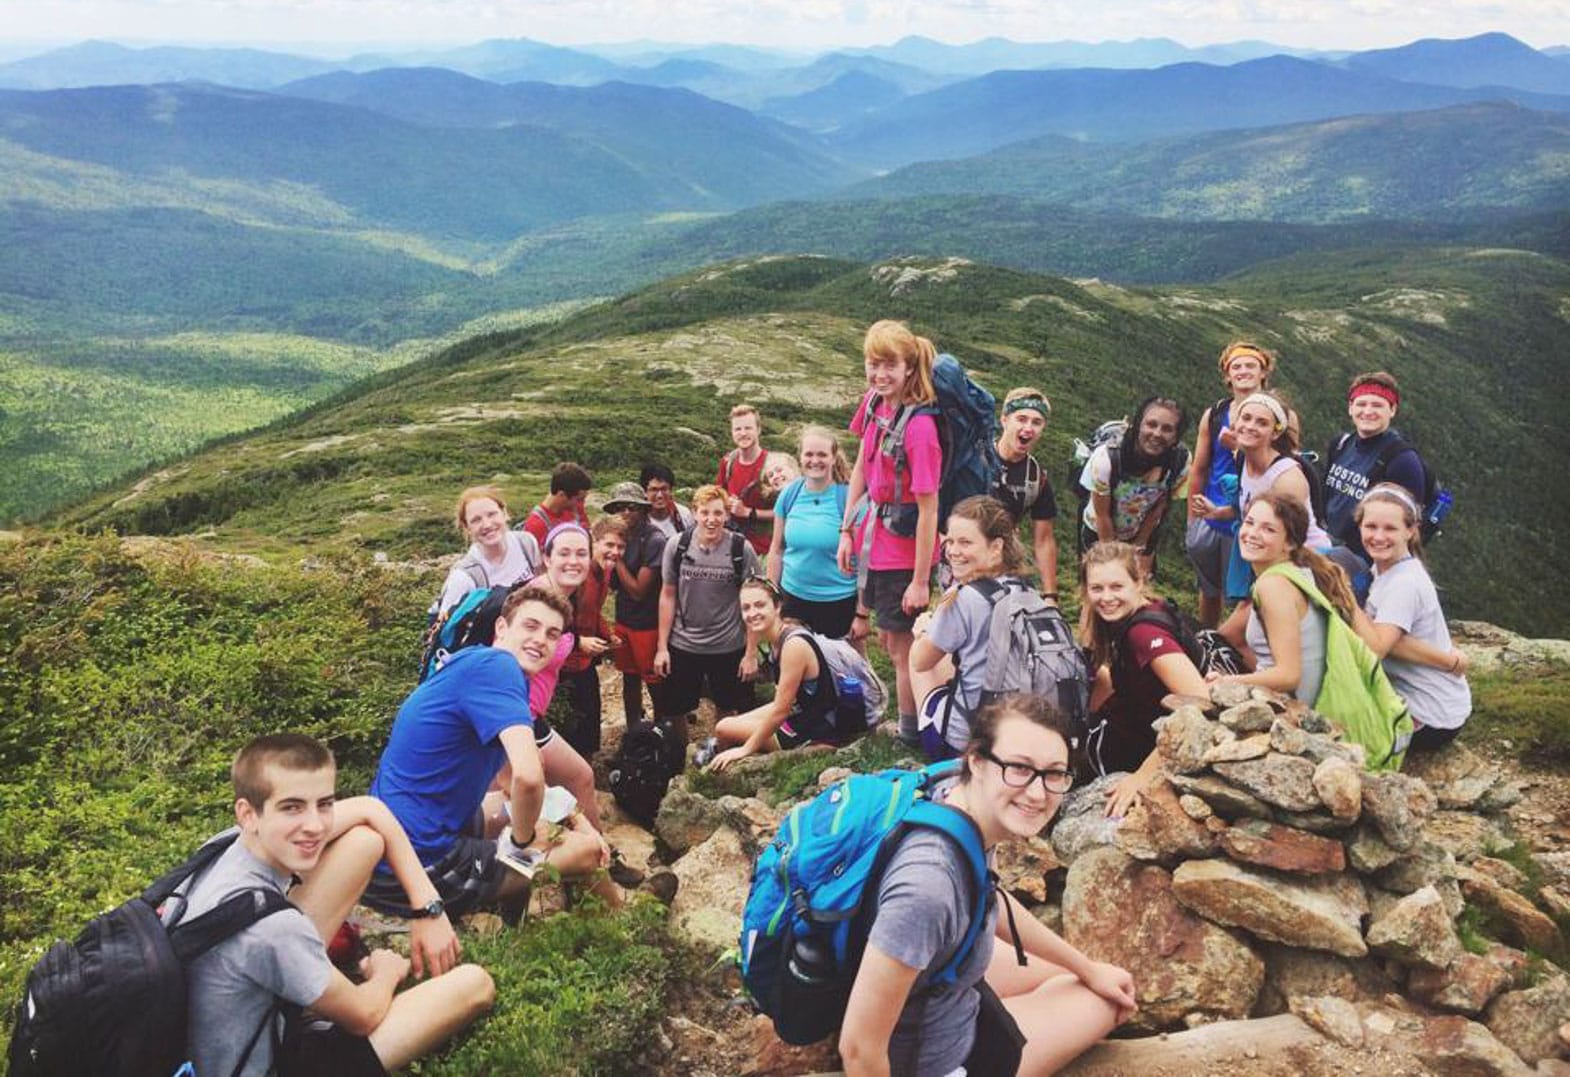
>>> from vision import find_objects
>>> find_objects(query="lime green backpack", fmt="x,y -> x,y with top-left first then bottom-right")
1254,562 -> 1413,772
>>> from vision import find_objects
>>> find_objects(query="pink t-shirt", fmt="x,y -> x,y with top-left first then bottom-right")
528,632 -> 577,720
851,393 -> 942,571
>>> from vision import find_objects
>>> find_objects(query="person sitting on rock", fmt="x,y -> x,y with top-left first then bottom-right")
700,576 -> 885,771
364,584 -> 622,921
838,693 -> 1136,1077
909,495 -> 1031,761
1357,483 -> 1471,752
654,484 -> 762,749
1078,541 -> 1209,818
173,734 -> 494,1077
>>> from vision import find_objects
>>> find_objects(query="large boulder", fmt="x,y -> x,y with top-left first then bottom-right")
1167,772 -> 1273,820
1172,858 -> 1370,957
1312,756 -> 1363,823
1418,1016 -> 1535,1077
1378,842 -> 1460,895
1049,774 -> 1122,866
1361,771 -> 1438,852
1408,952 -> 1515,1015
1154,705 -> 1226,773
668,827 -> 752,952
657,787 -> 783,859
1462,876 -> 1565,954
1255,944 -> 1396,1016
1289,994 -> 1365,1047
1218,818 -> 1346,875
1486,973 -> 1570,1066
1213,754 -> 1321,813
1061,847 -> 1263,1030
1365,885 -> 1463,970
1113,778 -> 1218,863
995,834 -> 1060,904
1426,810 -> 1509,863
1347,823 -> 1405,873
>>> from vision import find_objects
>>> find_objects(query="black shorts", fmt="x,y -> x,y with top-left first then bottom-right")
860,567 -> 923,634
781,591 -> 858,638
360,835 -> 507,920
774,705 -> 846,751
662,646 -> 756,715
279,1018 -> 386,1077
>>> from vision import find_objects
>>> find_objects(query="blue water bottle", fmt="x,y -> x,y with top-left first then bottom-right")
1426,489 -> 1453,530
836,675 -> 865,733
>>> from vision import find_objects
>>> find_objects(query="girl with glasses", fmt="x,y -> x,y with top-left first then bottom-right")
1077,542 -> 1209,818
839,693 -> 1135,1077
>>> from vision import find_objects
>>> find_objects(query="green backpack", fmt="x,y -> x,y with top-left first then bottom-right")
1254,562 -> 1413,772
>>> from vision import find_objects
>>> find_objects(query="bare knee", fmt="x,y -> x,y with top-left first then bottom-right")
332,822 -> 386,864
455,964 -> 496,1017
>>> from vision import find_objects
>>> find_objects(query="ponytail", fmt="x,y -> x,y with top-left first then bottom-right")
1296,547 -> 1357,624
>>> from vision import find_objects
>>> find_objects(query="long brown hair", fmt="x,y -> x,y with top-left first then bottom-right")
1076,541 -> 1155,672
959,693 -> 1074,784
1251,493 -> 1357,622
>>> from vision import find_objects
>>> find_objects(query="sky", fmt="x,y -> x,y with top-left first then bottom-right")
1,0 -> 1566,55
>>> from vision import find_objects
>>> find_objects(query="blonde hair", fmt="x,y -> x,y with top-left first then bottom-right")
763,451 -> 800,488
863,319 -> 938,406
454,485 -> 508,534
691,483 -> 729,509
591,515 -> 628,543
1218,341 -> 1277,382
1002,386 -> 1051,412
799,425 -> 852,484
1355,483 -> 1425,560
729,403 -> 759,421
1077,542 -> 1156,672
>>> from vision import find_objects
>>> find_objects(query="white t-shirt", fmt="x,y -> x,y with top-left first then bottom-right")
437,530 -> 541,614
1367,557 -> 1471,730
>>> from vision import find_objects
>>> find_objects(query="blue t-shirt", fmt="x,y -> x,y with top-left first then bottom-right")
777,478 -> 857,602
370,646 -> 532,863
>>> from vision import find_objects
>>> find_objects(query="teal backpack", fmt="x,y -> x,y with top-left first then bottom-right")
739,761 -> 993,1045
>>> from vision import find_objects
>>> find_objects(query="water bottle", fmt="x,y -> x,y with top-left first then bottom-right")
836,676 -> 866,731
1426,489 -> 1453,529
787,931 -> 836,987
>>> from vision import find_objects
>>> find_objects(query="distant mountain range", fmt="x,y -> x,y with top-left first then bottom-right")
847,102 -> 1570,222
1343,32 -> 1570,95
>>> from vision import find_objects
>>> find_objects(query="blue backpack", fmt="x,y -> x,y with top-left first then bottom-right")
865,352 -> 1002,538
417,582 -> 518,682
739,760 -> 991,1046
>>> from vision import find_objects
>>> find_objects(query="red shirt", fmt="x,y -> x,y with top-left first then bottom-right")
718,450 -> 770,554
564,565 -> 614,674
1100,603 -> 1189,773
522,501 -> 590,545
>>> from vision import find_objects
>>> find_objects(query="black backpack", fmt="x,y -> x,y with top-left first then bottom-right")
607,717 -> 686,825
9,832 -> 293,1077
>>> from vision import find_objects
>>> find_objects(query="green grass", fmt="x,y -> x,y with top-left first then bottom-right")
1461,669 -> 1570,764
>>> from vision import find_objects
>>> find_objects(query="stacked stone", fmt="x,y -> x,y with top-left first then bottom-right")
1050,683 -> 1569,1070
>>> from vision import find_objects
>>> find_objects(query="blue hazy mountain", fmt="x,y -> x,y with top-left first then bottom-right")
759,70 -> 913,131
846,102 -> 1570,222
829,54 -> 1570,166
345,37 -> 625,85
0,40 -> 340,89
1343,32 -> 1570,95
277,68 -> 862,200
842,34 -> 1331,74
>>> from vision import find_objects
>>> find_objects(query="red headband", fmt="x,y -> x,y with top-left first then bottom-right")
1348,382 -> 1399,408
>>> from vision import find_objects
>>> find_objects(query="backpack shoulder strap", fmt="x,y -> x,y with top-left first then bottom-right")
168,887 -> 296,964
719,448 -> 737,487
144,831 -> 241,907
1105,443 -> 1122,490
834,481 -> 849,521
1370,434 -> 1414,484
779,625 -> 833,705
728,532 -> 747,585
1164,445 -> 1190,490
776,476 -> 806,520
965,575 -> 1011,606
675,527 -> 695,563
903,800 -> 991,982
454,554 -> 489,591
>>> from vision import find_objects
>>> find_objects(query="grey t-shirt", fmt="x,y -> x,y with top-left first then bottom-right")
927,578 -> 1022,748
613,519 -> 668,630
163,832 -> 333,1077
1367,557 -> 1471,730
661,532 -> 761,653
1246,564 -> 1327,706
866,824 -> 997,1077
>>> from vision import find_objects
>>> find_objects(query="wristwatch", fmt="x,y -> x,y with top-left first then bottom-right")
413,897 -> 445,919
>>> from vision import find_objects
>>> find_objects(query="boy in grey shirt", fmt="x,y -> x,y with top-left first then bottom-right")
171,734 -> 494,1076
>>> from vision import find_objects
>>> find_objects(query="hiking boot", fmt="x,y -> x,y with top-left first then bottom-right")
607,851 -> 645,889
692,735 -> 721,769
643,868 -> 679,906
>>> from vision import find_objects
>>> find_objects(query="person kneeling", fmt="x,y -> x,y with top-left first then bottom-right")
176,734 -> 494,1077
364,585 -> 622,923
703,576 -> 885,772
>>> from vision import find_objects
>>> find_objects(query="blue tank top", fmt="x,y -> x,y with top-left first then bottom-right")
1203,401 -> 1240,535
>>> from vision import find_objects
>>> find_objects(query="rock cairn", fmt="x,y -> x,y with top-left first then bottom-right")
1049,683 -> 1569,1074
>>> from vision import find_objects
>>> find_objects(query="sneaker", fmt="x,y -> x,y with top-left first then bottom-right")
692,735 -> 721,769
643,868 -> 679,906
608,851 -> 645,889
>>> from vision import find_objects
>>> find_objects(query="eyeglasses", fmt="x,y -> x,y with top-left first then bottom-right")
980,749 -> 1074,794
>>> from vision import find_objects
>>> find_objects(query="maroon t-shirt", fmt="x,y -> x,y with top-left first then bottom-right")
1100,603 -> 1189,773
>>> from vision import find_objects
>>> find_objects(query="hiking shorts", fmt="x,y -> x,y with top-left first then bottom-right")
612,625 -> 663,682
860,568 -> 922,634
781,590 -> 858,639
1185,518 -> 1233,599
774,706 -> 847,751
662,646 -> 756,716
361,835 -> 508,920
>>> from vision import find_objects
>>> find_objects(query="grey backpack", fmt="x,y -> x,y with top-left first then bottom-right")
970,577 -> 1089,738
779,626 -> 887,737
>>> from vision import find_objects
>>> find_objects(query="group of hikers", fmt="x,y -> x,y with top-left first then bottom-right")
12,321 -> 1471,1077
